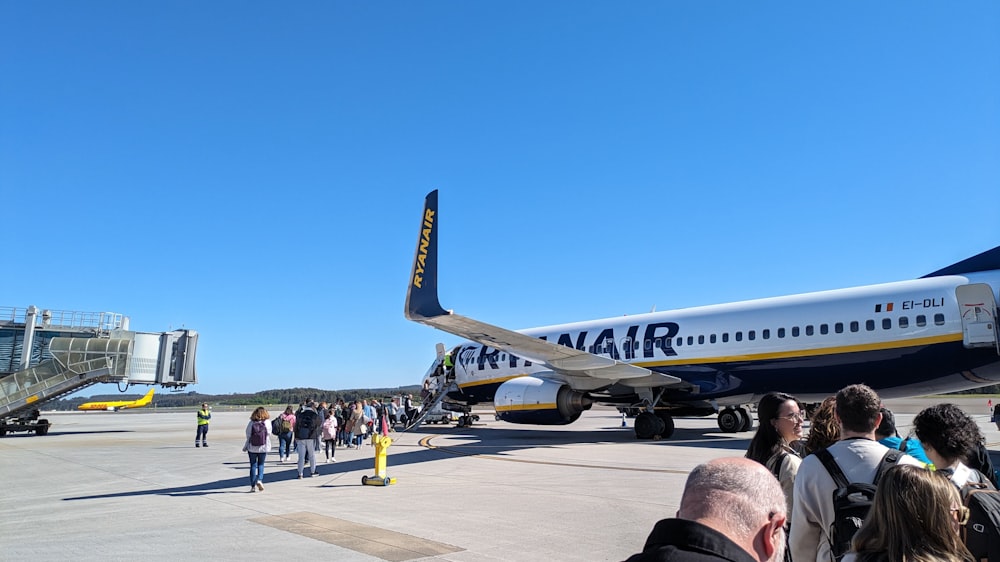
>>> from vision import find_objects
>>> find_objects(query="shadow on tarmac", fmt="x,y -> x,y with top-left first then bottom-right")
61,422 -> 754,502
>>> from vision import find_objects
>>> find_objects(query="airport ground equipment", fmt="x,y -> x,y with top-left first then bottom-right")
0,305 -> 198,436
361,434 -> 396,486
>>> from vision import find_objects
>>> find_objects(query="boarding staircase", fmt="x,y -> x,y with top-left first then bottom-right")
1,305 -> 199,434
0,337 -> 133,419
400,379 -> 458,431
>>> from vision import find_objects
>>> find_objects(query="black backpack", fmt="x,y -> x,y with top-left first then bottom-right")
270,417 -> 281,436
815,447 -> 902,561
250,421 -> 268,446
960,473 -> 1000,561
296,410 -> 317,439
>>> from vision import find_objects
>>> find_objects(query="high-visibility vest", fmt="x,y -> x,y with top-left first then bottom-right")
197,409 -> 211,425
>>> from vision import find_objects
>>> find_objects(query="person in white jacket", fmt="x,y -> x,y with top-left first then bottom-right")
321,407 -> 338,463
242,407 -> 272,492
790,384 -> 921,562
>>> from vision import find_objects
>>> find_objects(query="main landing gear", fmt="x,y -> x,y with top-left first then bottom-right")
633,411 -> 675,440
717,406 -> 753,433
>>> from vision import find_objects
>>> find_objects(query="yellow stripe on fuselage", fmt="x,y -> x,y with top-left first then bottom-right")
639,332 -> 962,368
455,333 -> 963,389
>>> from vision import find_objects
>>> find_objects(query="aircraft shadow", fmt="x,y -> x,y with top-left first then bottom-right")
62,424 -> 756,502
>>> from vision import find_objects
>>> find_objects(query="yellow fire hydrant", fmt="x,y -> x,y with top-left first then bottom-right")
361,434 -> 396,486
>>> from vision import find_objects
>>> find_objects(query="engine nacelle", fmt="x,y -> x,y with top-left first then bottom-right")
494,376 -> 592,425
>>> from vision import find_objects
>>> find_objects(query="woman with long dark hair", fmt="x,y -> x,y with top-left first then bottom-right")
745,392 -> 804,515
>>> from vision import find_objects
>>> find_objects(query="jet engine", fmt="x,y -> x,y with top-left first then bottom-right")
494,376 -> 592,425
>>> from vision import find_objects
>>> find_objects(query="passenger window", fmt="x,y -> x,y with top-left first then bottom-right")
835,322 -> 844,334
675,338 -> 682,347
792,327 -> 800,337
710,334 -> 717,344
934,313 -> 945,325
665,338 -> 672,347
806,325 -> 814,336
698,335 -> 705,345
736,332 -> 743,342
899,317 -> 909,329
820,324 -> 829,335
687,336 -> 694,346
866,319 -> 875,331
778,328 -> 785,338
762,329 -> 770,340
722,333 -> 729,343
645,339 -> 652,351
748,330 -> 756,341
916,315 -> 926,327
882,318 -> 891,330
850,321 -> 859,332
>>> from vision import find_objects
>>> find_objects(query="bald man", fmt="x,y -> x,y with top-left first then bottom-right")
624,457 -> 788,562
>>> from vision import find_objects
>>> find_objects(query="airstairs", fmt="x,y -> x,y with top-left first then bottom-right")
401,380 -> 458,431
0,305 -> 199,435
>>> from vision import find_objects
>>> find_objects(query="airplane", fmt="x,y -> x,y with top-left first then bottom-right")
78,388 -> 155,411
404,190 -> 1000,439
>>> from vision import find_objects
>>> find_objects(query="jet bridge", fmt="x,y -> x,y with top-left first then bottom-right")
0,305 -> 198,436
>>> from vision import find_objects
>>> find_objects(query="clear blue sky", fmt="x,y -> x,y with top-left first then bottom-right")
3,3 -> 998,397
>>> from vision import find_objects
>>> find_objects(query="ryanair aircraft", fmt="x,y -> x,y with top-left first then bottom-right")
405,191 -> 1000,439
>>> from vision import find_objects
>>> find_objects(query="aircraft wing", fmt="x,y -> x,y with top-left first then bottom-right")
405,190 -> 680,384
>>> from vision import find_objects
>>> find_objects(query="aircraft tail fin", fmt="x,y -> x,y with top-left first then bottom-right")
922,245 -> 1000,278
405,190 -> 449,320
137,388 -> 155,406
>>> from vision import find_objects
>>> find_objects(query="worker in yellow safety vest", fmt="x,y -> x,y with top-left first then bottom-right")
196,403 -> 211,447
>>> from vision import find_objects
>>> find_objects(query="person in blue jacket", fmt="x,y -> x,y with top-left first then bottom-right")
876,407 -> 931,466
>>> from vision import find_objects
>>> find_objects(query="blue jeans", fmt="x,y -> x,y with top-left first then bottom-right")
248,451 -> 266,486
278,431 -> 294,458
196,424 -> 208,443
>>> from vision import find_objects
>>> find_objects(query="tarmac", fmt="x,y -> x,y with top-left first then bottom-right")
2,397 -> 999,562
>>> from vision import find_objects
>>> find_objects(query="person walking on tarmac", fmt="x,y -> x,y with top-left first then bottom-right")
196,402 -> 211,447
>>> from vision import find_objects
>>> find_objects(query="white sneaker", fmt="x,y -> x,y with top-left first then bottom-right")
256,481 -> 264,492
330,458 -> 337,463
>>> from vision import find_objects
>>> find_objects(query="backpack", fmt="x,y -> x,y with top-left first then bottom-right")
960,474 -> 1000,561
271,417 -> 281,435
296,410 -> 317,439
250,421 -> 268,446
280,416 -> 292,434
815,447 -> 902,561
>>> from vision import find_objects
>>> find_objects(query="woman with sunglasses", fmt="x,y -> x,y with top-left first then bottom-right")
845,464 -> 973,562
746,392 -> 805,515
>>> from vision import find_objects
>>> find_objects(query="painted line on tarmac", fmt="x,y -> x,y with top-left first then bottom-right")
417,435 -> 690,474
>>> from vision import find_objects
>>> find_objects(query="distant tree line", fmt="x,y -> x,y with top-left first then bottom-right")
49,385 -> 422,411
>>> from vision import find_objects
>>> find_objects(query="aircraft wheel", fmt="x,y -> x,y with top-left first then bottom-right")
362,476 -> 369,485
383,476 -> 391,486
35,420 -> 50,436
657,412 -> 675,439
736,407 -> 753,432
717,408 -> 742,433
634,412 -> 665,439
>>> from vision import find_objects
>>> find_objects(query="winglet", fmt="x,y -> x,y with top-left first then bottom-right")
405,190 -> 449,320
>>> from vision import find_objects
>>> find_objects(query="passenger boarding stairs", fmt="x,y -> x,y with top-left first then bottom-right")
0,337 -> 133,419
401,379 -> 457,431
1,306 -> 199,425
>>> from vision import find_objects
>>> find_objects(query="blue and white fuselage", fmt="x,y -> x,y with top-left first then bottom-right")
405,191 -> 1000,438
